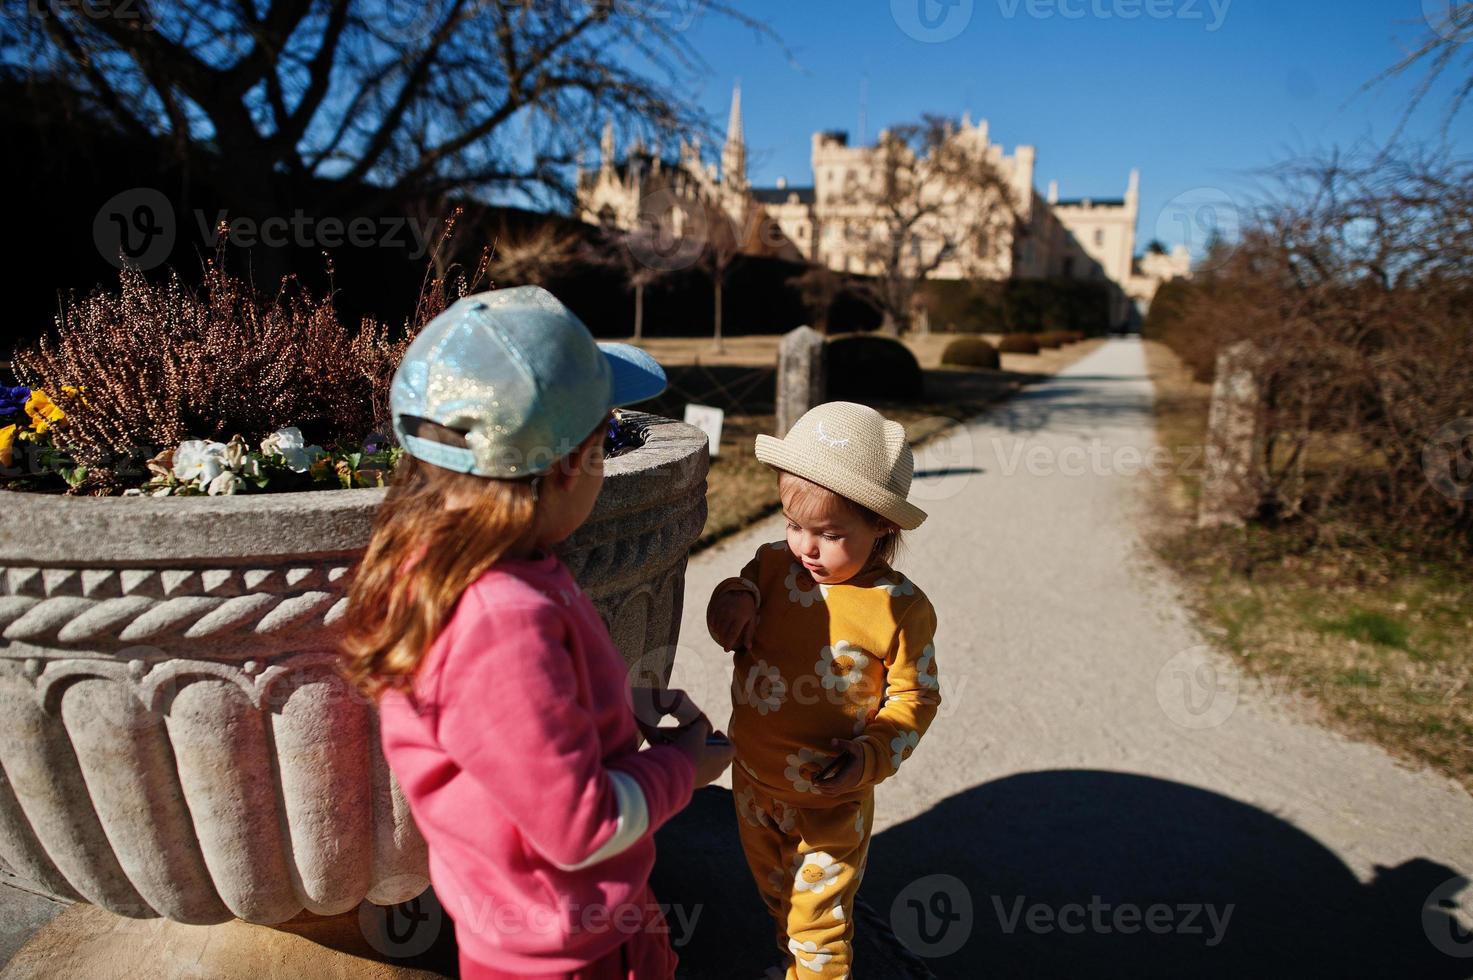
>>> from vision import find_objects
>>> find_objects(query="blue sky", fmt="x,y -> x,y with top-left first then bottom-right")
648,0 -> 1470,258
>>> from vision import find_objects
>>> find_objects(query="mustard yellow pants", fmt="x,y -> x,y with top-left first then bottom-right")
731,764 -> 875,979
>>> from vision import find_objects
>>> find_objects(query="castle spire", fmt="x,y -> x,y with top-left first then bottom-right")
722,81 -> 747,189
600,119 -> 615,174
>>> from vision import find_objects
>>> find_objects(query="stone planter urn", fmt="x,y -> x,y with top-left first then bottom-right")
0,415 -> 707,973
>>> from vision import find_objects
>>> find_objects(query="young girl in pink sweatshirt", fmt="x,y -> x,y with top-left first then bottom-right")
342,286 -> 733,979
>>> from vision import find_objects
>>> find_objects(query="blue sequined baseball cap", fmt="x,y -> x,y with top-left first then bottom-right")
389,286 -> 666,477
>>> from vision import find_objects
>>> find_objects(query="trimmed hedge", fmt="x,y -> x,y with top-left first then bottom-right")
997,333 -> 1041,354
825,333 -> 924,401
941,337 -> 1001,370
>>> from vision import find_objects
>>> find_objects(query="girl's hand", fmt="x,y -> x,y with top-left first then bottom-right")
707,591 -> 758,652
671,716 -> 735,789
811,738 -> 865,796
631,687 -> 710,745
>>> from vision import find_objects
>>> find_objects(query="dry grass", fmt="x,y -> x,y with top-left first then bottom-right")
1144,340 -> 1473,790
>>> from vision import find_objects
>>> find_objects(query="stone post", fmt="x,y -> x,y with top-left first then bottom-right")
776,326 -> 826,437
1198,340 -> 1265,529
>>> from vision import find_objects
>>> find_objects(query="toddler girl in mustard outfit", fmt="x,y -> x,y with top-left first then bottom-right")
706,402 -> 940,980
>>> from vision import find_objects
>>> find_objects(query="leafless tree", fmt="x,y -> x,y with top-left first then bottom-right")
486,221 -> 588,287
828,115 -> 1023,333
1359,4 -> 1473,146
791,262 -> 844,334
700,200 -> 745,353
596,224 -> 674,341
3,1 -> 776,280
1146,143 -> 1473,546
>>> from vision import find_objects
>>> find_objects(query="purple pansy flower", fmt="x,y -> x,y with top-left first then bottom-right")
0,385 -> 31,418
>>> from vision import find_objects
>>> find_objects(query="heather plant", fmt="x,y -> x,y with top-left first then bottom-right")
10,224 -> 489,494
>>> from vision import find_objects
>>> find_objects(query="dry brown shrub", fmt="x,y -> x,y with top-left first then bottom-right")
14,221 -> 489,492
1145,145 -> 1473,553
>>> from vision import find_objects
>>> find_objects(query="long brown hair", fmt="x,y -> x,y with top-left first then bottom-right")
340,447 -> 537,701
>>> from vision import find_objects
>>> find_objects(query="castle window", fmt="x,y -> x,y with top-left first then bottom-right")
1094,229 -> 1104,246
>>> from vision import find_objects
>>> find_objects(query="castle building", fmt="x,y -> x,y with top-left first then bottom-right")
576,86 -> 1190,327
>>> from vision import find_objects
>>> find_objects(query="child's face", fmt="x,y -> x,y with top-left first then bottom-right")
779,479 -> 884,585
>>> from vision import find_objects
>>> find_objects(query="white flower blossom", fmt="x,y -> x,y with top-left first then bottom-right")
794,851 -> 843,895
173,440 -> 228,485
206,470 -> 244,496
890,729 -> 920,768
260,426 -> 325,473
787,939 -> 834,972
816,641 -> 870,692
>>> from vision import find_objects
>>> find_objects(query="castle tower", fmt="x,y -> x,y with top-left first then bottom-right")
722,83 -> 747,191
599,119 -> 616,177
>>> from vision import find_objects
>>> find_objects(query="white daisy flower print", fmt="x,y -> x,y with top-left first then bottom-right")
890,729 -> 920,768
784,748 -> 827,794
832,902 -> 846,922
816,641 -> 870,692
794,851 -> 843,895
772,800 -> 797,833
785,563 -> 827,607
916,643 -> 939,690
788,939 -> 834,972
768,865 -> 790,893
737,659 -> 788,715
737,786 -> 768,828
854,808 -> 865,835
874,574 -> 915,597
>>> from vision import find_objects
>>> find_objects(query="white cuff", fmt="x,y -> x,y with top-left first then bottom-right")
549,771 -> 649,871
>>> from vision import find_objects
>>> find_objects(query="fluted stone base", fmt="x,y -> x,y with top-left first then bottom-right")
0,415 -> 708,942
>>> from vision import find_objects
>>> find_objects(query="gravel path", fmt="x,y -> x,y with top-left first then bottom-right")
656,338 -> 1473,979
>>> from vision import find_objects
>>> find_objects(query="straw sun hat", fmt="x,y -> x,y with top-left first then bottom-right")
754,402 -> 927,530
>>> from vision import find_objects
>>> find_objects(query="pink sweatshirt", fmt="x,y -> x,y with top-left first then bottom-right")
377,552 -> 696,973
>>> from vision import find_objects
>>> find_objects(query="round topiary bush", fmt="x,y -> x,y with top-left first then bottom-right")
941,337 -> 1001,370
1035,331 -> 1065,349
825,333 -> 924,401
997,333 -> 1041,355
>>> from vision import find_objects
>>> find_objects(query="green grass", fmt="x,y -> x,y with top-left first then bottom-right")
1143,340 -> 1473,790
1317,610 -> 1412,651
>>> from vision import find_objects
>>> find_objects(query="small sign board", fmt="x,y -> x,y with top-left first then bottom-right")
683,404 -> 725,458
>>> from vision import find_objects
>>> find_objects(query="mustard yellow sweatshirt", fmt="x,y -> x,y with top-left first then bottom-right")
715,541 -> 940,807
